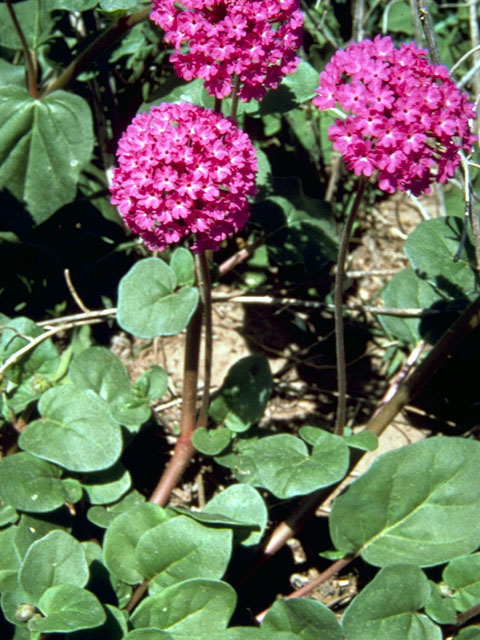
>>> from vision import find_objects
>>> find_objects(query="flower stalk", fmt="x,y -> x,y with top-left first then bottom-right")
334,177 -> 366,435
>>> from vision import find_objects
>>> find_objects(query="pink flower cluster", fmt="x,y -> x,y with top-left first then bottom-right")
314,36 -> 476,195
150,0 -> 303,101
110,102 -> 258,252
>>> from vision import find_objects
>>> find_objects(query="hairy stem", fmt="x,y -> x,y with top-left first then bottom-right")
230,74 -> 240,120
418,0 -> 441,64
40,7 -> 150,98
334,178 -> 366,436
195,252 -> 213,429
5,0 -> 38,98
149,299 -> 203,506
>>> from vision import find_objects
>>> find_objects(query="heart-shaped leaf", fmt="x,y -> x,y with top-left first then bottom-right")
0,88 -> 94,223
19,386 -> 123,472
29,584 -> 105,634
117,257 -> 199,338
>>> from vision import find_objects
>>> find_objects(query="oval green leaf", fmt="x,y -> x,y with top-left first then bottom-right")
330,437 -> 480,567
342,564 -> 441,640
19,386 -> 123,472
263,598 -> 343,640
117,257 -> 199,338
29,584 -> 105,634
138,516 -> 232,591
204,484 -> 267,546
103,503 -> 168,585
131,579 -> 236,635
19,530 -> 88,604
0,453 -> 67,513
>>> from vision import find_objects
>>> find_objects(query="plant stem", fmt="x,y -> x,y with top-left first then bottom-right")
40,8 -> 150,98
195,252 -> 212,429
149,299 -> 203,506
418,0 -> 441,64
334,178 -> 366,436
5,0 -> 38,98
230,75 -> 240,120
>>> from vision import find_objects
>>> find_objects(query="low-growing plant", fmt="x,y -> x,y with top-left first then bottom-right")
1,1 -> 480,639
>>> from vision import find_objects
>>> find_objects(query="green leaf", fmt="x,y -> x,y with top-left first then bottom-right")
133,365 -> 169,402
252,181 -> 337,273
209,355 -> 273,432
0,0 -> 53,49
380,266 -> 460,344
68,346 -> 150,430
170,247 -> 196,287
69,346 -> 131,401
193,427 -> 232,455
244,431 -> 349,499
103,503 -> 168,584
455,628 -> 480,639
259,60 -> 319,115
0,453 -> 68,513
0,88 -> 94,223
29,584 -> 105,633
19,530 -> 88,603
424,581 -> 457,624
342,565 -> 441,640
0,59 -> 26,88
204,484 -> 267,546
68,603 -> 128,640
87,490 -> 145,529
100,0 -> 146,11
46,0 -> 97,9
343,431 -> 378,452
131,579 -> 236,635
444,553 -> 480,612
212,631 -> 298,640
0,504 -> 18,526
146,78 -> 215,111
330,437 -> 480,567
386,0 -> 416,34
0,317 -> 59,384
14,511 -> 71,559
404,217 -> 477,299
137,516 -> 232,592
117,257 -> 200,338
263,598 -> 343,640
124,630 -> 174,640
19,386 -> 123,472
78,463 -> 131,505
0,527 -> 21,590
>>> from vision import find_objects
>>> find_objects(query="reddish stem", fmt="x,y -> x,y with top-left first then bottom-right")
149,301 -> 203,506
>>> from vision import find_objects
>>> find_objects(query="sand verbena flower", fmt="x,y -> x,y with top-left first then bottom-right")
110,102 -> 258,252
150,0 -> 303,101
314,36 -> 476,195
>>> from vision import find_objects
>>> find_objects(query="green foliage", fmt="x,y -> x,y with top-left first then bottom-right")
330,438 -> 480,567
0,1 -> 479,638
117,256 -> 200,338
342,565 -> 441,640
0,88 -> 94,223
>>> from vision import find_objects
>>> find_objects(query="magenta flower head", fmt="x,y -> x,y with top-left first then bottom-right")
313,36 -> 477,195
110,102 -> 258,252
150,0 -> 303,101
